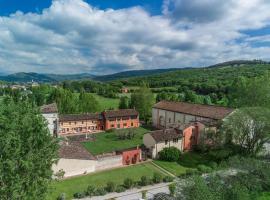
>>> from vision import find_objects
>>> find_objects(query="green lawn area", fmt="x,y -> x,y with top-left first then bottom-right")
82,127 -> 149,155
90,93 -> 120,111
153,160 -> 189,176
47,162 -> 168,200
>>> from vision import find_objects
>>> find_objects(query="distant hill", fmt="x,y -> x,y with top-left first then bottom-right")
93,68 -> 182,82
1,60 -> 269,83
0,72 -> 96,83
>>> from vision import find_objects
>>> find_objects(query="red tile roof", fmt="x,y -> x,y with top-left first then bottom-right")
59,113 -> 101,122
153,101 -> 234,120
103,109 -> 138,118
40,103 -> 58,114
149,128 -> 183,143
59,142 -> 96,160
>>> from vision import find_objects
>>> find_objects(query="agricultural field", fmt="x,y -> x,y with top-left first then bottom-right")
82,127 -> 150,155
47,162 -> 168,200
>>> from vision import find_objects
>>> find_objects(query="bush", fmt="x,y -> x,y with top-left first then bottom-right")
73,192 -> 85,199
140,176 -> 151,186
153,173 -> 162,183
141,190 -> 147,199
106,181 -> 116,192
123,178 -> 134,189
115,185 -> 126,193
158,147 -> 181,162
94,188 -> 107,196
169,183 -> 176,196
185,168 -> 199,176
57,193 -> 66,200
209,161 -> 218,170
163,176 -> 174,183
85,185 -> 96,196
197,164 -> 212,173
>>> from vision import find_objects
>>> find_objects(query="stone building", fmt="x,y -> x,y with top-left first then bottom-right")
40,103 -> 59,136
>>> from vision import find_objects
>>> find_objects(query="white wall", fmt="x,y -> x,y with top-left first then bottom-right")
95,155 -> 122,171
42,112 -> 58,136
53,159 -> 97,178
153,139 -> 183,158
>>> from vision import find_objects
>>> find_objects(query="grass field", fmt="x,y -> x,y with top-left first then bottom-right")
90,93 -> 120,111
47,162 -> 168,200
179,152 -> 215,168
258,192 -> 270,200
153,160 -> 189,176
82,127 -> 149,155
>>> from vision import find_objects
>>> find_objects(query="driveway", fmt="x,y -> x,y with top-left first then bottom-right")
82,182 -> 171,200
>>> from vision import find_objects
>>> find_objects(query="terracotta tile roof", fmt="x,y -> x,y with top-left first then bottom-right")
149,128 -> 183,143
40,103 -> 58,114
59,142 -> 96,160
153,101 -> 234,120
59,113 -> 101,122
103,109 -> 138,118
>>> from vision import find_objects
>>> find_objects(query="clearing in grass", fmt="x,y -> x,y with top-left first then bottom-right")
153,160 -> 189,176
47,162 -> 168,200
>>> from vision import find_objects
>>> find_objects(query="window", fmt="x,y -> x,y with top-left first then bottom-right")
69,122 -> 71,125
131,122 -> 134,127
169,118 -> 171,123
173,138 -> 178,143
117,124 -> 120,128
165,140 -> 168,145
123,123 -> 127,127
82,121 -> 84,124
67,128 -> 69,132
62,128 -> 65,133
75,122 -> 77,125
111,124 -> 115,128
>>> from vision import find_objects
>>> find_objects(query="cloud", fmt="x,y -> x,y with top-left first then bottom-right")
0,0 -> 270,74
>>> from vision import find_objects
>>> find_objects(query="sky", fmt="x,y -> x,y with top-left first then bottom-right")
0,0 -> 270,75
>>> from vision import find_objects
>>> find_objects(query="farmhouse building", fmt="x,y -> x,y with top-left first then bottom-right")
40,103 -> 59,136
58,109 -> 139,136
152,100 -> 234,129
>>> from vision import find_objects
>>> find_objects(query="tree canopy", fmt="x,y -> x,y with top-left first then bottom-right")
0,98 -> 58,200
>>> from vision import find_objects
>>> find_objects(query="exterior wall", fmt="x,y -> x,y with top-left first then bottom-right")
53,159 -> 97,178
152,108 -> 158,127
95,155 -> 122,171
104,116 -> 139,130
42,112 -> 58,136
122,149 -> 141,165
153,139 -> 183,158
59,119 -> 100,135
182,126 -> 195,151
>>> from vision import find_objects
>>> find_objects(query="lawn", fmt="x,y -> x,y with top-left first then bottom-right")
90,93 -> 120,111
153,160 -> 189,176
82,127 -> 149,155
258,192 -> 270,200
47,162 -> 168,200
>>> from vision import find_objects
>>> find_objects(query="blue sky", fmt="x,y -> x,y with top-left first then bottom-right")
0,0 -> 270,74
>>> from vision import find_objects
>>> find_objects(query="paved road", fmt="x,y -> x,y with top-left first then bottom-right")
82,182 -> 170,200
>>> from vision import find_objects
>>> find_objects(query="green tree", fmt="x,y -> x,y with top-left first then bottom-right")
0,98 -> 58,199
78,91 -> 100,113
230,73 -> 270,108
130,85 -> 154,122
119,96 -> 130,109
222,107 -> 270,155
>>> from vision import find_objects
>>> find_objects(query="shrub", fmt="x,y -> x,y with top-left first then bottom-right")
153,173 -> 162,183
73,192 -> 85,199
140,176 -> 151,186
169,183 -> 176,196
57,193 -> 66,200
94,188 -> 107,196
197,164 -> 212,173
55,169 -> 65,180
185,168 -> 199,176
106,181 -> 116,192
209,161 -> 218,170
85,185 -> 96,196
123,178 -> 134,189
163,176 -> 174,183
115,185 -> 126,193
158,147 -> 181,162
141,190 -> 147,199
